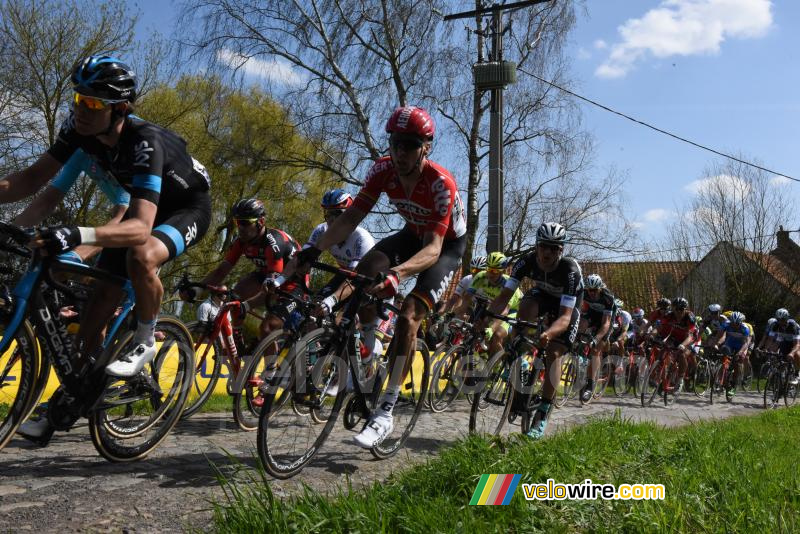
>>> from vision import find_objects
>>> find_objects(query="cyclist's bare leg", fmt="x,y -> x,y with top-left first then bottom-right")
487,324 -> 508,355
126,238 -> 170,327
77,280 -> 124,367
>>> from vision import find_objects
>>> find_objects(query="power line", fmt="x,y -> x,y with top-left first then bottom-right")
516,67 -> 799,183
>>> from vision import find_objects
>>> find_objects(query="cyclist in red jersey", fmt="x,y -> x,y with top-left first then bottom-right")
294,106 -> 467,448
188,198 -> 302,341
653,297 -> 697,393
648,297 -> 671,324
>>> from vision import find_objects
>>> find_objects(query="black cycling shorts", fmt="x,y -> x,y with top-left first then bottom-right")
521,290 -> 580,349
372,227 -> 467,310
97,191 -> 212,278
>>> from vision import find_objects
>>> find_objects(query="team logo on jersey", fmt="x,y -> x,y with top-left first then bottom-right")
134,140 -> 154,167
185,223 -> 197,245
266,233 -> 281,254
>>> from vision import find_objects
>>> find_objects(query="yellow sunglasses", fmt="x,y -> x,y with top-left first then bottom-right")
73,92 -> 120,111
235,218 -> 260,227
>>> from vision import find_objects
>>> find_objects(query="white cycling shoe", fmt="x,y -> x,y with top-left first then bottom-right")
354,413 -> 393,449
106,343 -> 157,377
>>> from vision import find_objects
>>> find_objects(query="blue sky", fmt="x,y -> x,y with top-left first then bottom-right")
134,0 -> 799,247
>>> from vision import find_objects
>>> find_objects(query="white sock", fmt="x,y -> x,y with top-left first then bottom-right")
377,386 -> 400,418
134,319 -> 156,346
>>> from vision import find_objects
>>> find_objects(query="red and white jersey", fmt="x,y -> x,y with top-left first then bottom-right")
353,156 -> 466,240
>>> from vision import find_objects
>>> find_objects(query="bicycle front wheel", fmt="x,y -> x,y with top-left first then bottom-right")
232,329 -> 294,431
692,359 -> 711,398
554,353 -> 577,408
257,327 -> 346,479
371,338 -> 430,459
641,360 -> 663,407
0,319 -> 39,451
428,343 -> 465,413
469,352 -> 513,436
181,321 -> 223,419
90,315 -> 194,462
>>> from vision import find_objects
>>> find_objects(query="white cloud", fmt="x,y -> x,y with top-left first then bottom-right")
216,49 -> 307,87
595,0 -> 773,79
642,208 -> 676,223
577,47 -> 591,60
593,39 -> 608,50
684,173 -> 751,196
770,175 -> 792,187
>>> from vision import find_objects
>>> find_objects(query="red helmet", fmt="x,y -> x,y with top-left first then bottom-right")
385,106 -> 435,140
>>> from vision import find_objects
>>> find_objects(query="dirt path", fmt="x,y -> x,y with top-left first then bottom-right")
0,391 -> 764,533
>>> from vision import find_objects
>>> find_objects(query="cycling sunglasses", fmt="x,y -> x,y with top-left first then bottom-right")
324,209 -> 345,218
73,92 -> 122,111
389,134 -> 424,152
537,242 -> 563,252
234,218 -> 260,227
487,268 -> 503,274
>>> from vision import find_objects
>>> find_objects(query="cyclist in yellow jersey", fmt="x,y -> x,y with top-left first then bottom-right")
455,252 -> 523,356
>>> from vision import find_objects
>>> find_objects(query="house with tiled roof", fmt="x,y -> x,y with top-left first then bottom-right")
581,261 -> 695,310
677,228 -> 800,322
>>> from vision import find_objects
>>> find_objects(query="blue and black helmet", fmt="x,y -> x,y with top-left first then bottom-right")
321,189 -> 353,210
71,55 -> 137,103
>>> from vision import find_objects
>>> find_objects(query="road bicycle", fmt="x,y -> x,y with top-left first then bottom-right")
0,222 -> 193,461
256,261 -> 430,479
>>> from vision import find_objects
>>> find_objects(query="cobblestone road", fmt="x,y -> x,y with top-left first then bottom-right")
0,390 -> 764,532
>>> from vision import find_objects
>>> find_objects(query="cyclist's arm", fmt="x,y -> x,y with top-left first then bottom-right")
393,230 -> 444,279
595,314 -> 611,342
13,185 -> 66,226
716,331 -> 726,348
454,292 -> 473,318
70,204 -> 128,261
486,287 -> 514,319
546,305 -> 575,339
314,206 -> 367,252
0,153 -> 62,203
84,197 -> 157,247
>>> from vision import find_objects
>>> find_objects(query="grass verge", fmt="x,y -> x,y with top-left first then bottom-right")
210,407 -> 800,533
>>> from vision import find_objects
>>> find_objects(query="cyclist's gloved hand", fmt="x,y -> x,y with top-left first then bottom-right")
262,273 -> 286,291
370,270 -> 400,298
37,225 -> 81,255
295,246 -> 322,270
237,300 -> 251,317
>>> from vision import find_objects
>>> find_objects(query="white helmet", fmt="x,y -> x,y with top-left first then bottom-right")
470,256 -> 487,270
586,274 -> 604,289
707,303 -> 721,313
729,311 -> 745,325
776,308 -> 790,320
536,222 -> 566,245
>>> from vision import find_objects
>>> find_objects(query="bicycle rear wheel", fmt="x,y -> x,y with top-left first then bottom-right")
0,319 -> 39,450
468,352 -> 513,436
90,316 -> 194,462
784,371 -> 798,407
739,358 -> 753,392
181,321 -> 223,419
257,327 -> 346,479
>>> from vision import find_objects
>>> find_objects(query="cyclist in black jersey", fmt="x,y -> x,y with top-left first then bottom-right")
0,55 -> 211,442
579,274 -> 615,402
481,222 -> 583,440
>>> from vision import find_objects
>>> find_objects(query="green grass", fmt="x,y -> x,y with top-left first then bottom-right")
195,393 -> 234,414
209,407 -> 800,533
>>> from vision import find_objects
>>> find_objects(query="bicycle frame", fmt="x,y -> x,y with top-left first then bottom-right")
0,238 -> 131,403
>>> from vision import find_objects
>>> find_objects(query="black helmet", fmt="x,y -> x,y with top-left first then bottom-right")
657,297 -> 670,309
71,55 -> 137,102
672,297 -> 689,310
231,198 -> 265,219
